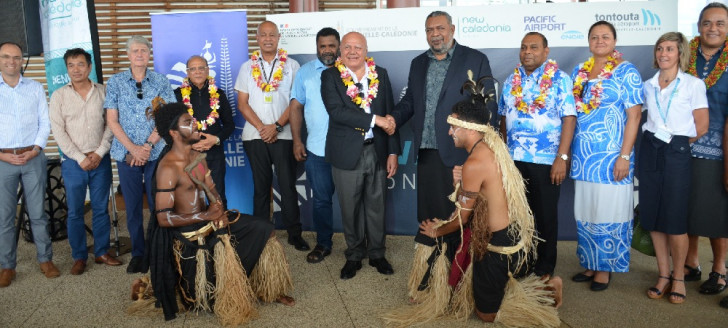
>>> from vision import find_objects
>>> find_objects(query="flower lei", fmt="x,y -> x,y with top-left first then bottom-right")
686,37 -> 728,89
572,50 -> 622,114
511,59 -> 558,114
180,76 -> 220,131
250,49 -> 288,92
335,57 -> 379,110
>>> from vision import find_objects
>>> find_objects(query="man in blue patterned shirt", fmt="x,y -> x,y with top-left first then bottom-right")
104,36 -> 176,274
498,32 -> 576,278
0,41 -> 58,287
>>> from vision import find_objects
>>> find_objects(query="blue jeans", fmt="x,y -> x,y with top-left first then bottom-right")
304,151 -> 335,249
116,159 -> 156,257
0,153 -> 52,269
62,154 -> 112,260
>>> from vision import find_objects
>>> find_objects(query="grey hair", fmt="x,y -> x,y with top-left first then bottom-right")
126,35 -> 151,53
699,2 -> 728,24
186,55 -> 208,67
426,11 -> 452,25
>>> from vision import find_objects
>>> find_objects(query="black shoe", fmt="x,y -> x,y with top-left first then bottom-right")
306,245 -> 332,264
369,257 -> 394,275
340,260 -> 362,280
126,256 -> 144,274
699,271 -> 727,295
720,296 -> 728,309
590,273 -> 611,291
288,235 -> 311,251
684,264 -> 702,282
572,272 -> 594,282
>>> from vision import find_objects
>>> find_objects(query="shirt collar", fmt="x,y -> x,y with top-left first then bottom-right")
426,40 -> 457,60
126,68 -> 150,81
517,59 -> 550,78
0,73 -> 25,86
648,69 -> 686,88
314,59 -> 328,70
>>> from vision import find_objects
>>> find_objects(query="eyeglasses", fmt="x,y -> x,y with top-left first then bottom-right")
186,66 -> 208,72
136,82 -> 143,99
0,54 -> 22,61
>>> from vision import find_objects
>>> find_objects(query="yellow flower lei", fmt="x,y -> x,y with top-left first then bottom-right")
251,49 -> 288,92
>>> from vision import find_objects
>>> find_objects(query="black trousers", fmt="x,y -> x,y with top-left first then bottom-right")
514,160 -> 560,276
414,149 -> 455,246
243,139 -> 301,236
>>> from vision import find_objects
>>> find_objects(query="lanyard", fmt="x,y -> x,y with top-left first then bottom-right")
259,58 -> 278,84
654,77 -> 680,126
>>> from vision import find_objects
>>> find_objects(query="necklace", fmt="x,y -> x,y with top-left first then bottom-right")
335,57 -> 379,110
510,59 -> 558,114
687,37 -> 728,89
180,77 -> 220,131
468,139 -> 483,154
572,50 -> 622,114
250,49 -> 288,92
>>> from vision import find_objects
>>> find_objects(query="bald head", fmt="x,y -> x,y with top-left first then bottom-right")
256,21 -> 280,57
340,32 -> 368,71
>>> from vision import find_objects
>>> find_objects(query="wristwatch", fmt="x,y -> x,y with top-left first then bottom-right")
558,153 -> 569,161
619,154 -> 630,161
275,122 -> 284,132
215,136 -> 221,146
145,141 -> 154,148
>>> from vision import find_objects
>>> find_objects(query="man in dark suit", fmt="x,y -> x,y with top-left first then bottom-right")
321,32 -> 400,280
387,11 -> 496,301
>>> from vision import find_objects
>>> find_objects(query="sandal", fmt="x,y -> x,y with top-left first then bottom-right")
684,264 -> 702,282
699,271 -> 727,295
306,245 -> 332,264
669,278 -> 686,304
647,275 -> 671,299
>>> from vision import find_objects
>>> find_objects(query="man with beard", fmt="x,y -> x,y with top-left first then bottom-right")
289,27 -> 340,263
387,10 -> 496,302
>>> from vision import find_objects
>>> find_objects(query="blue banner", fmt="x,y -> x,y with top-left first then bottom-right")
151,10 -> 253,214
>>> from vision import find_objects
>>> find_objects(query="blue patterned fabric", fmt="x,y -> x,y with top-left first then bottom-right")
104,69 -> 176,161
498,61 -> 576,164
690,46 -> 728,160
421,44 -> 455,149
569,62 -> 644,185
576,220 -> 632,272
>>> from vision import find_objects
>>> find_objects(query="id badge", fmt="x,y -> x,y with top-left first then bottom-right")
654,126 -> 673,144
264,92 -> 273,104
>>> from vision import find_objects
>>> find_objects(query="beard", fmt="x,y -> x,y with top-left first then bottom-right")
318,51 -> 338,66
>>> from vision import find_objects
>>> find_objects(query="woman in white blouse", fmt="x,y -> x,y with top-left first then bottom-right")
639,32 -> 709,304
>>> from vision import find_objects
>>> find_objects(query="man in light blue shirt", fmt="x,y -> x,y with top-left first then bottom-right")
0,42 -> 58,287
289,27 -> 340,263
498,32 -> 576,278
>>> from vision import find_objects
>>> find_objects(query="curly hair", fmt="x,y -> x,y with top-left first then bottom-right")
154,102 -> 188,145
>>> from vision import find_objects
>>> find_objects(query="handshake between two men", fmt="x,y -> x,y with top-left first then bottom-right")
374,114 -> 397,136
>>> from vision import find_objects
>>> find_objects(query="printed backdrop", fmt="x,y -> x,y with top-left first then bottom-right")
269,0 -> 678,239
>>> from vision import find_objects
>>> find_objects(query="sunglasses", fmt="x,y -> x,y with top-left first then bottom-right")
355,82 -> 364,99
136,82 -> 143,99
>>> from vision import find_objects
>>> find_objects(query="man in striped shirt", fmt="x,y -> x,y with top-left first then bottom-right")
0,41 -> 57,287
50,48 -> 121,276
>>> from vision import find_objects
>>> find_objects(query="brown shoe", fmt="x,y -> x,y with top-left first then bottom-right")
39,261 -> 60,278
0,269 -> 16,287
70,260 -> 87,275
94,253 -> 122,266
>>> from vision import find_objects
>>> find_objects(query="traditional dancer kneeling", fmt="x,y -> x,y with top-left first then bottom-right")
128,100 -> 294,326
384,76 -> 562,327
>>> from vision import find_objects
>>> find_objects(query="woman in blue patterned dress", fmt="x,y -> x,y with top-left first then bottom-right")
569,21 -> 644,291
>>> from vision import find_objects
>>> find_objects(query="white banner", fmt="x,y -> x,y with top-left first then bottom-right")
39,0 -> 99,96
271,1 -> 677,53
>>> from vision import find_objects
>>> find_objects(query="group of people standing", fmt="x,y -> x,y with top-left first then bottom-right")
1,2 -> 727,326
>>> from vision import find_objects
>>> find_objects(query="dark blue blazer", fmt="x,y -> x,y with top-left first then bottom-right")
321,65 -> 401,170
390,44 -> 496,167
